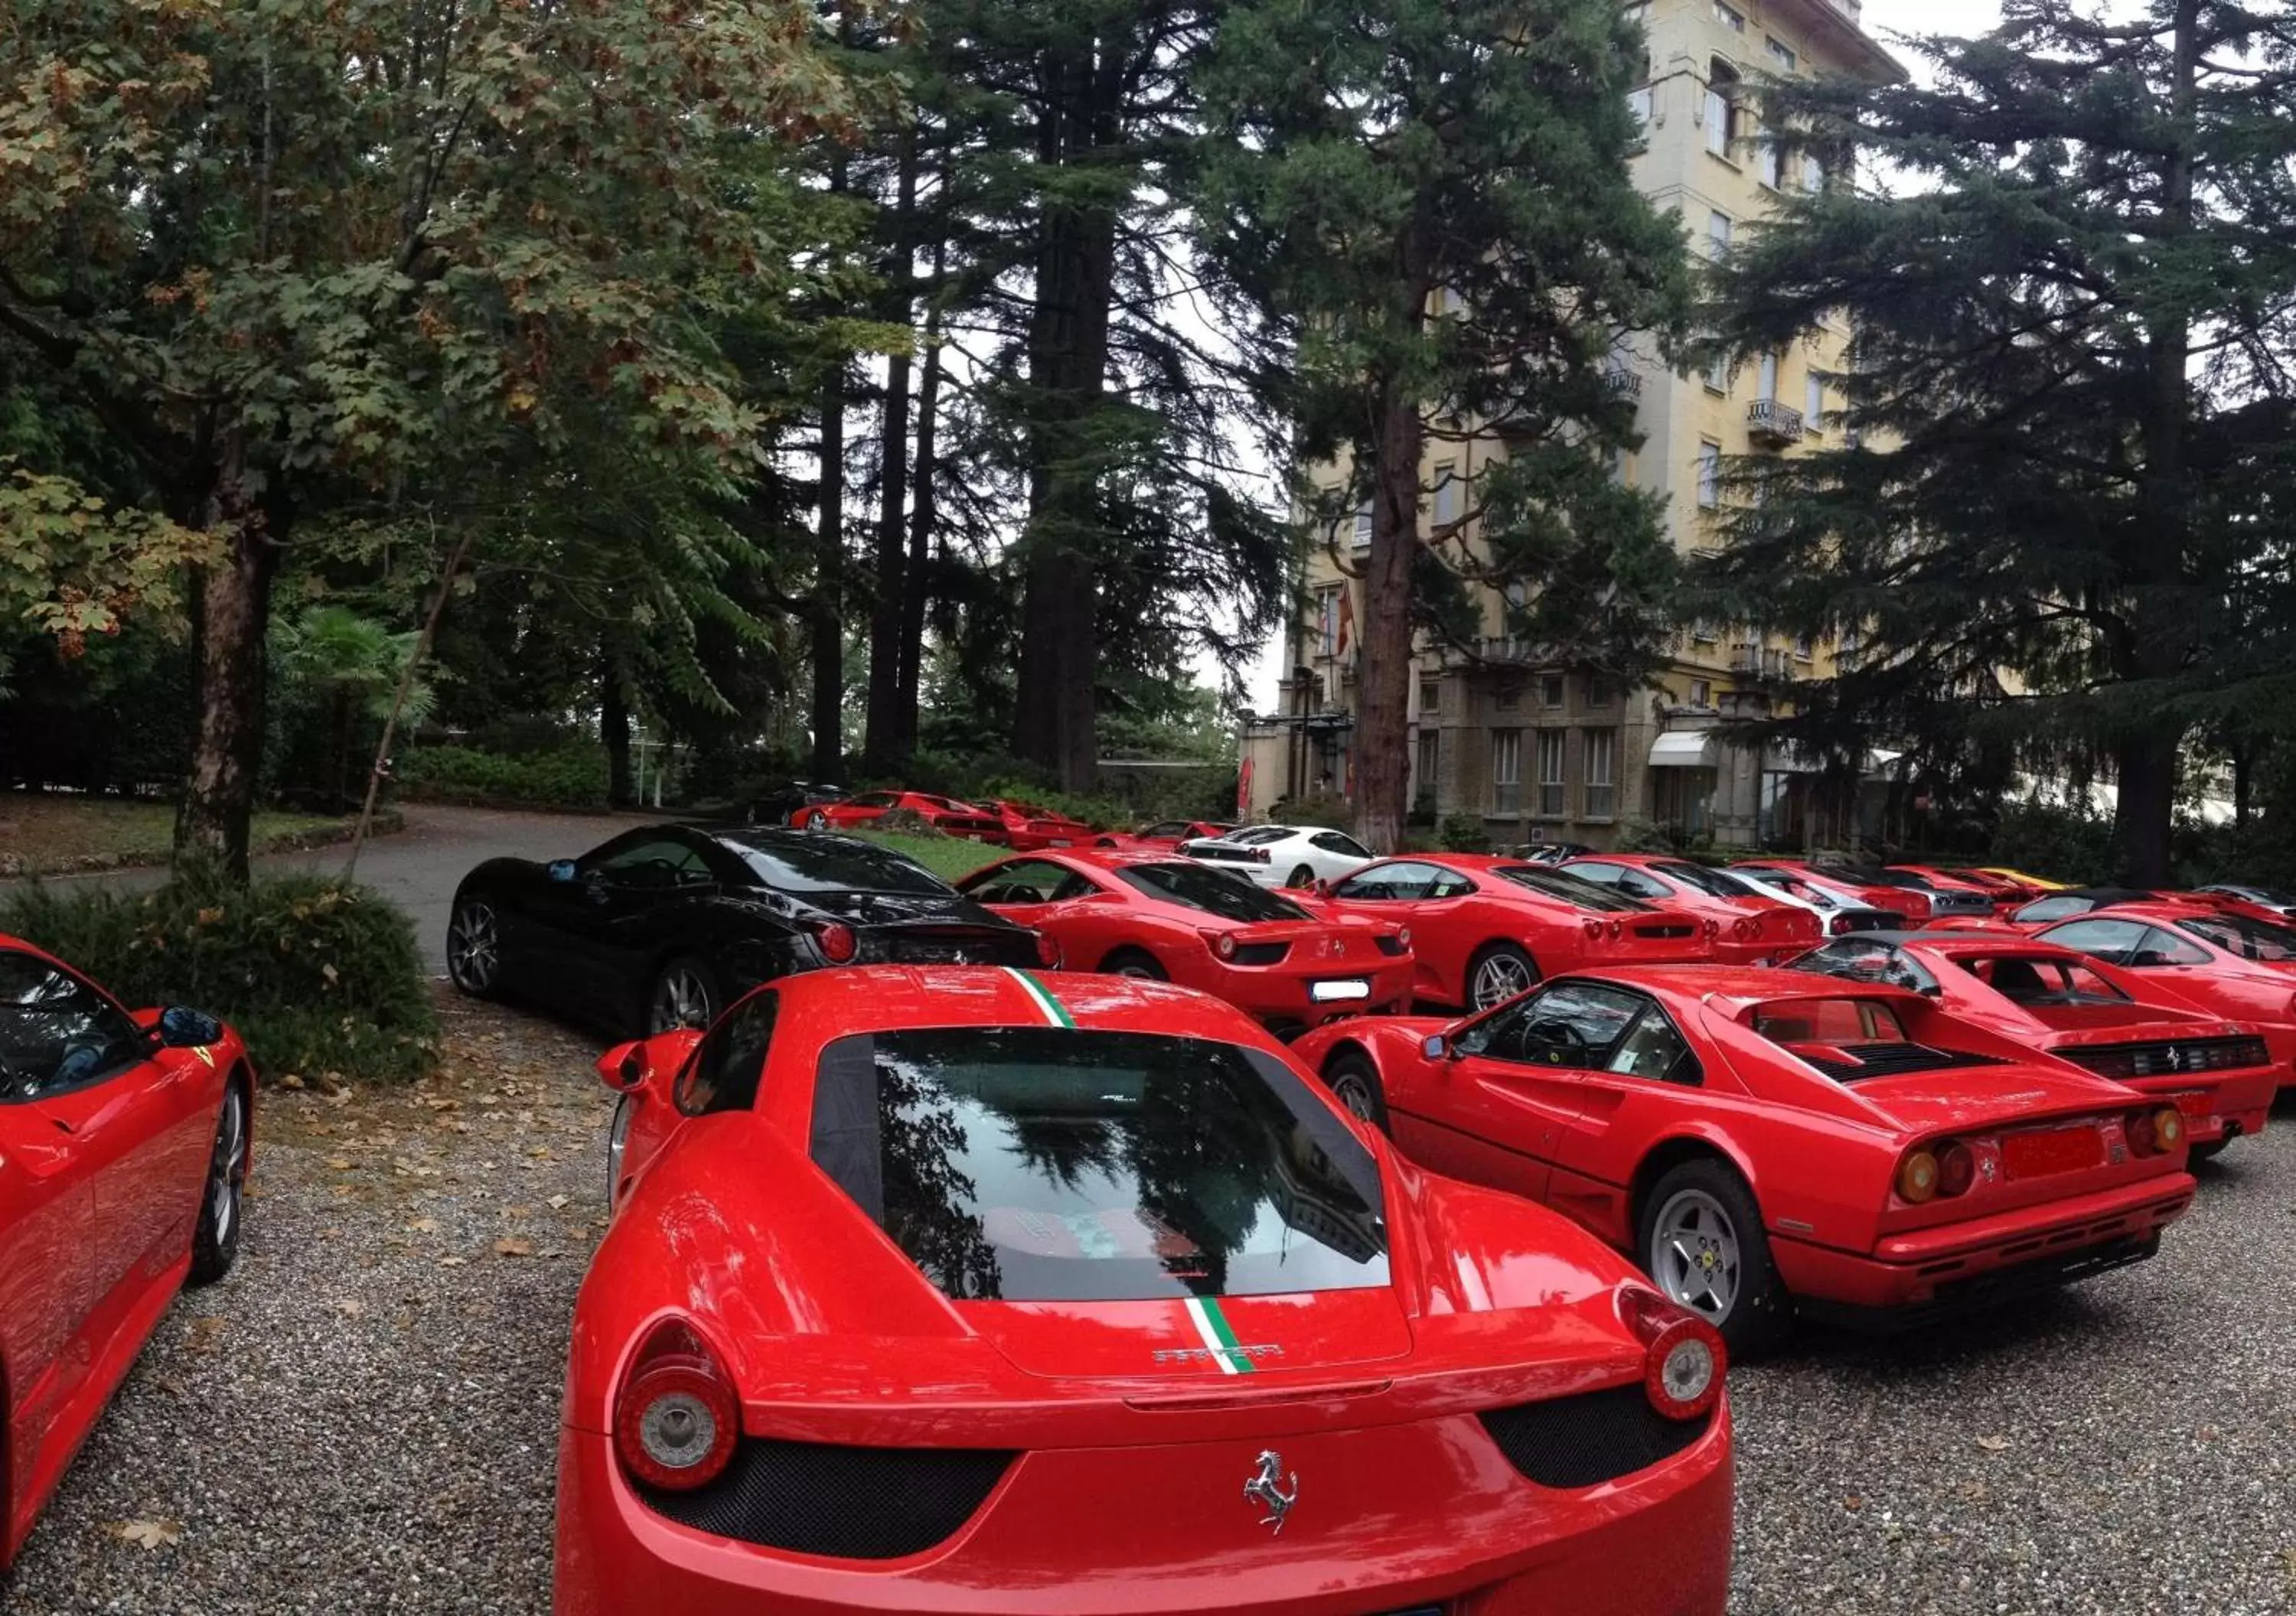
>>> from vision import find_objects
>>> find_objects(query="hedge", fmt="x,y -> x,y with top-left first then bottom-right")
393,742 -> 609,809
1,866 -> 439,1084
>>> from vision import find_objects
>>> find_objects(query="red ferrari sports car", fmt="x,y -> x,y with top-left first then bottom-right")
1091,818 -> 1238,851
1289,966 -> 2197,1351
1559,855 -> 1820,966
0,939 -> 251,1571
954,850 -> 1413,1034
1312,855 -> 1712,1012
559,966 -> 1733,1615
1786,931 -> 2277,1156
979,800 -> 1094,852
1733,860 -> 1935,925
2035,904 -> 2296,1082
791,790 -> 1007,842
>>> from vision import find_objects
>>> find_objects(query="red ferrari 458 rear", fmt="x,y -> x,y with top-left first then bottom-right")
556,967 -> 1732,1614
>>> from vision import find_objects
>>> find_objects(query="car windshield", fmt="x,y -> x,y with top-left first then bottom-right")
1654,860 -> 1761,900
0,950 -> 147,1096
1492,865 -> 1652,912
2177,913 -> 2296,963
809,1028 -> 1389,1302
1746,995 -> 1998,1080
718,833 -> 956,897
1117,864 -> 1310,922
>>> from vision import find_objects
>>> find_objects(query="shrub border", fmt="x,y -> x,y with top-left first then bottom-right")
0,807 -> 407,880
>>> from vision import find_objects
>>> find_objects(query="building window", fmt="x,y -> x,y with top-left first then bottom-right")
1415,728 -> 1440,806
1587,678 -> 1614,708
1713,1 -> 1744,31
1432,462 -> 1459,526
1540,673 -> 1566,709
1351,500 -> 1373,549
1494,685 -> 1521,712
1802,152 -> 1825,192
1707,210 -> 1733,259
1756,128 -> 1781,189
1765,35 -> 1796,69
1805,373 -> 1824,431
1534,729 -> 1567,818
1793,632 -> 1814,661
1698,440 -> 1721,507
1315,585 -> 1341,656
1584,728 -> 1618,819
1705,351 -> 1729,393
1491,729 -> 1523,814
1691,677 -> 1714,705
1419,677 -> 1440,715
1629,84 -> 1653,125
1756,350 -> 1778,402
1705,60 -> 1741,157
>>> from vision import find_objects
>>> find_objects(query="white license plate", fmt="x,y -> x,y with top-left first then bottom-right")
1311,979 -> 1371,1003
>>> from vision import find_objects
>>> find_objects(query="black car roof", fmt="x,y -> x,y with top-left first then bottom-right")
2050,886 -> 2163,905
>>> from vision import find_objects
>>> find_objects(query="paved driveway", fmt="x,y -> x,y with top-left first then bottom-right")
14,804 -> 658,973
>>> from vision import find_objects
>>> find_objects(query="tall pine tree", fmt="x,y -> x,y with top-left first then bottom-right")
1698,0 -> 2296,881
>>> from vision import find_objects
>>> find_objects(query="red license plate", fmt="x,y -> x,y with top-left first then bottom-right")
2001,1125 -> 2105,1180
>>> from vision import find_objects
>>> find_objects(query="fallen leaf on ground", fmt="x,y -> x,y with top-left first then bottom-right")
438,1256 -> 467,1268
494,1236 -> 535,1258
406,1217 -> 441,1233
114,1519 -> 182,1551
1975,1435 -> 2010,1452
325,1157 -> 353,1171
338,1299 -> 365,1318
185,1318 -> 227,1354
546,1194 -> 570,1210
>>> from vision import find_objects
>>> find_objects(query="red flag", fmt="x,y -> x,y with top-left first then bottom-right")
1236,757 -> 1254,819
1336,587 -> 1355,658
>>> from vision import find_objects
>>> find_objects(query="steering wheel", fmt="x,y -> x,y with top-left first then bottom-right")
1526,1018 -> 1590,1060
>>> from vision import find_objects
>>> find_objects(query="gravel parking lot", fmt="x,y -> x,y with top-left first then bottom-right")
5,992 -> 2293,1614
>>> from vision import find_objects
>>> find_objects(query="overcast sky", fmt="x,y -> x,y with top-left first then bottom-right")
1218,0 -> 2007,715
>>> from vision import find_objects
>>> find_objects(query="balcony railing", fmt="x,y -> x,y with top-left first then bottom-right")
1603,365 -> 1642,399
1746,398 -> 1804,447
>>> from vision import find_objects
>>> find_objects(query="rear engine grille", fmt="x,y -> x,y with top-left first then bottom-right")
1833,911 -> 1892,933
1375,933 -> 1409,956
1928,892 -> 1992,914
2062,1036 -> 2271,1080
1634,923 -> 1697,939
1231,941 -> 1291,966
1186,843 -> 1266,864
639,1438 -> 1015,1559
1479,1384 -> 1712,1489
881,933 -> 1032,966
1801,1042 -> 2002,1081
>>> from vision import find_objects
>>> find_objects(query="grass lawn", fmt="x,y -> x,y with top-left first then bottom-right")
851,828 -> 1007,885
0,793 -> 351,875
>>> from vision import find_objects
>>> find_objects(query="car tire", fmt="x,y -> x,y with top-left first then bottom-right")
445,894 -> 504,999
1465,943 -> 1540,1011
1322,1049 -> 1390,1132
646,953 -> 727,1035
1285,864 -> 1316,888
1101,949 -> 1167,981
189,1080 -> 249,1286
1637,1158 -> 1790,1357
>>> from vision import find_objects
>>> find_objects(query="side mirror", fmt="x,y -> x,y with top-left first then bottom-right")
157,1006 -> 224,1048
1313,878 -> 1333,898
598,1040 -> 648,1092
1421,1033 -> 1449,1061
547,859 -> 578,882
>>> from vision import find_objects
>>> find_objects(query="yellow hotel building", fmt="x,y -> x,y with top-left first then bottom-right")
1241,0 -> 1903,849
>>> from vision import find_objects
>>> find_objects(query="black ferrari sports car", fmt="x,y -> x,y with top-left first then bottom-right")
444,824 -> 1045,1034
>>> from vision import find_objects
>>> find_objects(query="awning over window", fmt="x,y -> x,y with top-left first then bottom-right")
1649,731 -> 1719,769
1765,744 -> 1821,774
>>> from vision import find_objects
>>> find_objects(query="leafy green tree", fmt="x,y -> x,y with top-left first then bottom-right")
1695,0 -> 2296,884
0,0 -> 869,876
1197,0 -> 1694,852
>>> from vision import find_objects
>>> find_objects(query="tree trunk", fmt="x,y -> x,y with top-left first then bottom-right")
896,158 -> 951,761
1011,47 -> 1119,793
602,663 -> 634,808
174,476 -> 281,883
810,367 -> 847,783
863,132 -> 920,774
2113,728 -> 2178,885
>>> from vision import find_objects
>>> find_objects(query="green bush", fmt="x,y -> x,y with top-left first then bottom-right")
394,742 -> 609,809
1268,793 -> 1355,833
1988,801 -> 2115,886
1614,816 -> 1679,854
1438,813 -> 1492,853
1,866 -> 439,1084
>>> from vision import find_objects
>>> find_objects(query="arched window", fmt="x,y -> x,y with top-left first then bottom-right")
1705,59 -> 1742,158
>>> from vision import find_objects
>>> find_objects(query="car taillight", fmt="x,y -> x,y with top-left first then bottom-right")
1935,1139 -> 1975,1197
1896,1148 -> 1940,1204
1703,918 -> 1720,939
1396,926 -> 1411,950
615,1320 -> 739,1492
813,920 -> 857,963
1583,918 -> 1604,940
1616,1285 -> 1725,1422
1607,918 -> 1625,940
1211,930 -> 1238,960
2127,1106 -> 2184,1158
1036,931 -> 1062,969
1731,917 -> 1754,940
1830,914 -> 1853,935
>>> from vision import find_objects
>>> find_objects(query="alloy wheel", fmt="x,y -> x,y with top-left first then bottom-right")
649,965 -> 715,1033
1652,1188 -> 1741,1324
1329,1068 -> 1378,1122
207,1087 -> 248,1249
448,901 -> 499,992
1470,952 -> 1534,1009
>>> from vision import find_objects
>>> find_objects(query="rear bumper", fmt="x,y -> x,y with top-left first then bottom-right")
2120,1071 -> 2276,1145
1769,1175 -> 2195,1325
1212,961 -> 1418,1028
553,1403 -> 1733,1616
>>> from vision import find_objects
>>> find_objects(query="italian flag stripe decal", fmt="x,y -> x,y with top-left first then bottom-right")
1185,1296 -> 1256,1375
1003,967 -> 1075,1028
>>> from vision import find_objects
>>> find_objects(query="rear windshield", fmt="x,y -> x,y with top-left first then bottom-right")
810,1028 -> 1388,1302
1747,995 -> 1999,1080
2014,896 -> 2095,924
719,833 -> 954,898
2177,913 -> 2296,963
1953,954 -> 2129,1005
1117,864 -> 1310,923
1493,865 -> 1652,912
1652,860 -> 1754,900
1225,826 -> 1292,845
